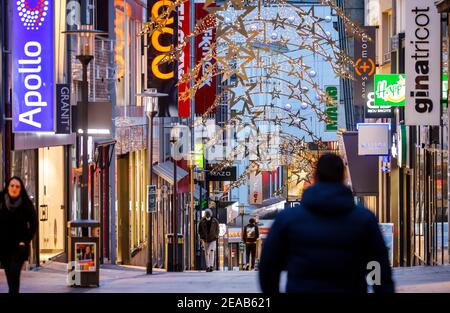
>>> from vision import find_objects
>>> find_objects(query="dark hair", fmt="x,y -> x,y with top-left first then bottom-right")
249,218 -> 256,224
4,176 -> 33,205
315,154 -> 345,183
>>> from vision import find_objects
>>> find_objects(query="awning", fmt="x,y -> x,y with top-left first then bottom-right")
194,185 -> 207,200
153,161 -> 188,185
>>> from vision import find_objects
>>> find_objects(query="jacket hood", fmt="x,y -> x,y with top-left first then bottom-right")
301,183 -> 355,215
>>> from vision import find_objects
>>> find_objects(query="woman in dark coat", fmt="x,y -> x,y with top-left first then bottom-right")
0,176 -> 37,294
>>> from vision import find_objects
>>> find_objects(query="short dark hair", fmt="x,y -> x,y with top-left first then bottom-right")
315,153 -> 345,183
249,218 -> 256,224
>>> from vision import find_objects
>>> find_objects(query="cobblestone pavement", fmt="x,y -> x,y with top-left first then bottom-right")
1,262 -> 450,293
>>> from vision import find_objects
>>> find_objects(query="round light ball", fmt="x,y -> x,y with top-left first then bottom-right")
271,32 -> 278,40
224,17 -> 232,25
300,102 -> 309,110
301,86 -> 309,93
309,70 -> 317,78
288,16 -> 295,23
284,103 -> 292,111
325,15 -> 332,23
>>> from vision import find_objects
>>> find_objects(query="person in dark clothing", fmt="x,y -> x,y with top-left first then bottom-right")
259,154 -> 394,293
0,176 -> 37,294
243,218 -> 259,270
198,208 -> 219,272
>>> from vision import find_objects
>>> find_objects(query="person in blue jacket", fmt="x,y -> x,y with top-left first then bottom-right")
259,153 -> 394,293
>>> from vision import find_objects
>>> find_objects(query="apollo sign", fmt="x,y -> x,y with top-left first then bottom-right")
13,0 -> 54,132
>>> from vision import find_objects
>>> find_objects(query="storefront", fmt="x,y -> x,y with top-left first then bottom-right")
12,134 -> 75,266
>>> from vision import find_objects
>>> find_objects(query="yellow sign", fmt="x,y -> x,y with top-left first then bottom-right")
150,0 -> 175,80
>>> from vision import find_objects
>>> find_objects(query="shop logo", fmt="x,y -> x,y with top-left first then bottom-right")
13,0 -> 54,132
16,0 -> 49,30
374,74 -> 406,106
355,58 -> 375,77
150,0 -> 175,80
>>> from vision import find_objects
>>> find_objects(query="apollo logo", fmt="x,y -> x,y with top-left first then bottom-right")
16,0 -> 49,31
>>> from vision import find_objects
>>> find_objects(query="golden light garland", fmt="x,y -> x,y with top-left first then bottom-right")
140,0 -> 361,195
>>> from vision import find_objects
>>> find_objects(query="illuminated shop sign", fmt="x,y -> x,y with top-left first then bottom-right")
374,74 -> 405,107
148,0 -> 178,117
357,123 -> 390,156
405,0 -> 441,126
325,86 -> 338,132
13,0 -> 54,132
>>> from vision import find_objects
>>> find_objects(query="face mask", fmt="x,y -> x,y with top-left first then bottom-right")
206,217 -> 211,221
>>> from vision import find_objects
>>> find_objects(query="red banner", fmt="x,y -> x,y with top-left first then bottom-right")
195,2 -> 217,115
178,0 -> 190,117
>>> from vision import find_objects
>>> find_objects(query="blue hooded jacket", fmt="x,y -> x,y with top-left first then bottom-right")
259,183 -> 394,293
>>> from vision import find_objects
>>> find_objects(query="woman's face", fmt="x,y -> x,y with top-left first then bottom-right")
8,179 -> 21,199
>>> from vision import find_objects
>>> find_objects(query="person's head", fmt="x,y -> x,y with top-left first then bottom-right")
204,209 -> 213,220
5,176 -> 28,200
249,218 -> 256,225
85,246 -> 91,254
314,153 -> 345,184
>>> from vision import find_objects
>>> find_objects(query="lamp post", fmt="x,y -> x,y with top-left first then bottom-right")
239,204 -> 245,270
136,89 -> 167,275
62,25 -> 107,230
170,127 -> 181,271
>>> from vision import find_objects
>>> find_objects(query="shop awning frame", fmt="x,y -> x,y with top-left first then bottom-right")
153,161 -> 188,185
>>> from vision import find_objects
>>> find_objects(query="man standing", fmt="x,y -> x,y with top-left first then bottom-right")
198,208 -> 219,272
243,218 -> 259,270
259,153 -> 394,293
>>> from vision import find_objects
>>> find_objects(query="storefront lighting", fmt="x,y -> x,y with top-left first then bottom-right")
356,122 -> 391,131
77,129 -> 111,135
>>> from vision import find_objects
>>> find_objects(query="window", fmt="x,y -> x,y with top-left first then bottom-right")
382,11 -> 392,64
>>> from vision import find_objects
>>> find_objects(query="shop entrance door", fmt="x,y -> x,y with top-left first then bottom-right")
38,147 -> 65,263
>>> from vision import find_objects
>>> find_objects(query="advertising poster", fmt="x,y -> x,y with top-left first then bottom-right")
75,242 -> 96,272
379,223 -> 394,267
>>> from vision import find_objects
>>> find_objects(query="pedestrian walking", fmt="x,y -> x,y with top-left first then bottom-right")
243,218 -> 259,271
0,176 -> 37,294
259,153 -> 394,293
198,208 -> 219,272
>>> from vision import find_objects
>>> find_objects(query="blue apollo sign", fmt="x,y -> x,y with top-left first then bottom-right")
13,0 -> 54,132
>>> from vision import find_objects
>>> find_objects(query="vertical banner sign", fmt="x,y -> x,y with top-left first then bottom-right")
195,1 -> 217,115
354,27 -> 392,118
13,0 -> 54,132
405,1 -> 441,126
56,84 -> 71,134
325,86 -> 338,132
249,172 -> 263,205
148,0 -> 178,117
178,0 -> 190,117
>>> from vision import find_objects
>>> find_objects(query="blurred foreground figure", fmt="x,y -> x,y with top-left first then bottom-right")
259,154 -> 394,293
